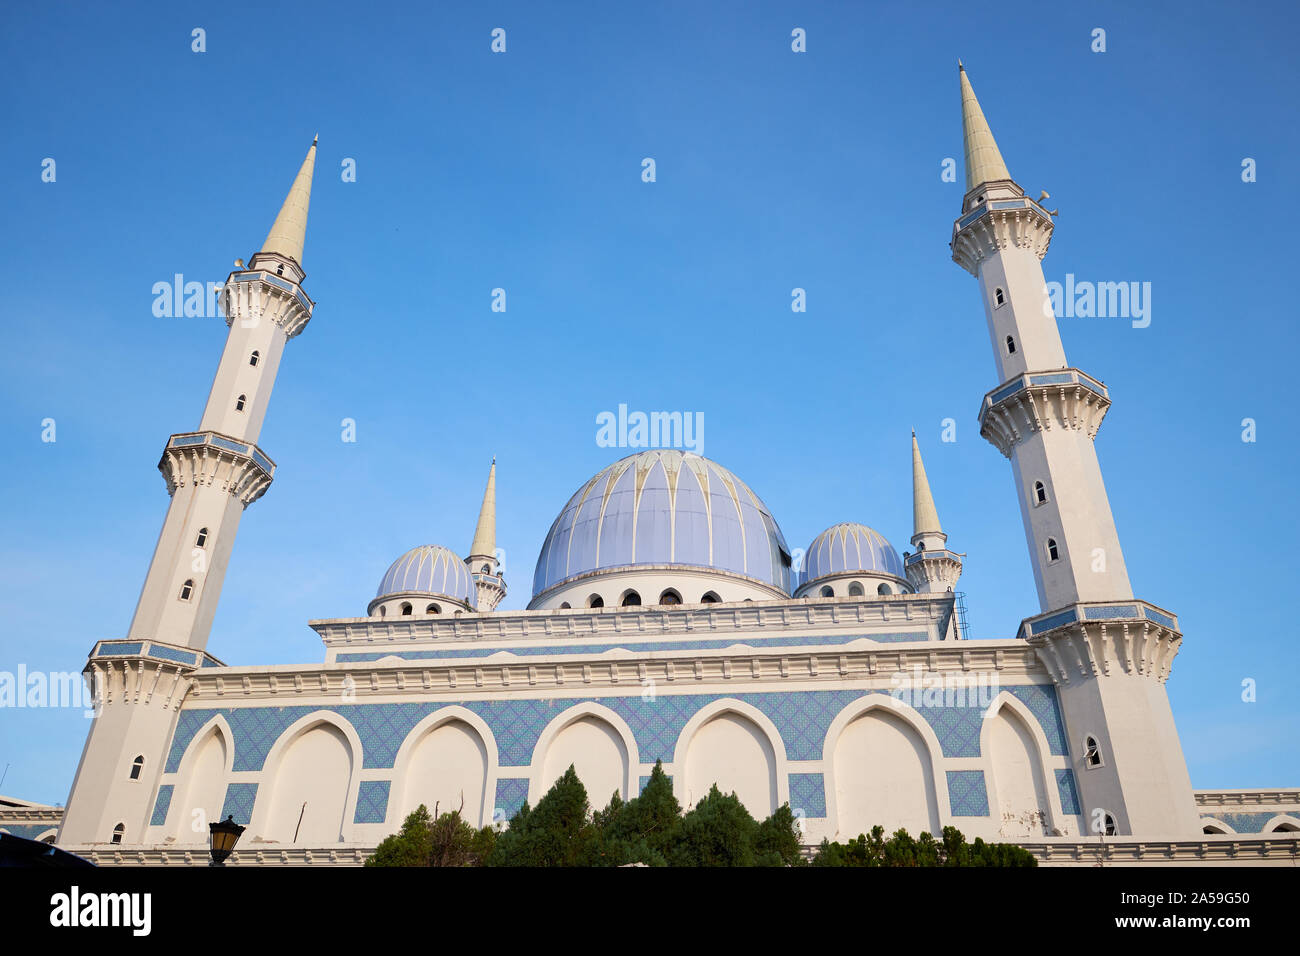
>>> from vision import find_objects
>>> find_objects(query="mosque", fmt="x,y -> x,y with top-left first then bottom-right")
14,66 -> 1297,864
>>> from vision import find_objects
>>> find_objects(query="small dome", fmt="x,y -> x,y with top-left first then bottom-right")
375,545 -> 471,604
801,523 -> 905,587
531,450 -> 792,603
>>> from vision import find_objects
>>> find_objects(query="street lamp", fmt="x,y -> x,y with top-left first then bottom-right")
208,815 -> 246,867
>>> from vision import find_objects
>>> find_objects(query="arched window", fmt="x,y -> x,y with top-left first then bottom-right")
1103,814 -> 1117,837
588,594 -> 604,608
275,264 -> 284,276
877,583 -> 892,595
425,603 -> 441,615
249,350 -> 260,367
1034,481 -> 1047,505
378,605 -> 386,617
1271,822 -> 1300,832
700,592 -> 721,604
559,602 -> 571,609
994,288 -> 1005,307
819,585 -> 834,598
179,579 -> 194,601
1005,335 -> 1016,354
658,589 -> 682,606
195,527 -> 208,548
916,540 -> 925,551
848,582 -> 864,596
235,394 -> 246,412
1084,736 -> 1103,768
400,602 -> 412,615
111,823 -> 125,845
621,590 -> 641,607
1046,538 -> 1060,562
480,563 -> 490,573
129,755 -> 144,780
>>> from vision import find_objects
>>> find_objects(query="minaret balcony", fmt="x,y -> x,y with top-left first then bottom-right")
1016,599 -> 1182,685
978,368 -> 1110,457
158,431 -> 276,505
221,268 -> 314,339
950,196 -> 1055,275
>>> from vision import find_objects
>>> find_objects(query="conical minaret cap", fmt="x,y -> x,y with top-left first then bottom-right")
912,432 -> 943,539
959,64 -> 1011,191
260,137 -> 317,266
469,458 -> 497,560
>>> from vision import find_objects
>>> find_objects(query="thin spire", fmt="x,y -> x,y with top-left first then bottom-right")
912,433 -> 943,540
959,63 -> 1011,191
260,138 -> 317,266
469,459 -> 497,560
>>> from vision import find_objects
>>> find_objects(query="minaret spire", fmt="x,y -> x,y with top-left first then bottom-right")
959,63 -> 1011,191
466,458 -> 506,612
911,430 -> 943,546
260,137 -> 317,267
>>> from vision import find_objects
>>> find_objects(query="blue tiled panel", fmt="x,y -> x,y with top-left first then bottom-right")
151,784 -> 174,826
1027,609 -> 1076,635
946,770 -> 989,816
1055,769 -> 1080,815
98,642 -> 144,656
166,685 -> 1069,778
789,773 -> 826,817
0,823 -> 57,840
1206,812 -> 1283,834
222,783 -> 257,825
1084,605 -> 1139,621
494,778 -> 529,821
354,781 -> 390,824
150,645 -> 200,666
1143,607 -> 1176,629
334,631 -> 930,662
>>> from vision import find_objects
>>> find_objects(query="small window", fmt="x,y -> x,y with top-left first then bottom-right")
378,605 -> 386,617
111,823 -> 125,845
179,579 -> 194,601
1033,481 -> 1047,506
249,350 -> 260,367
276,264 -> 284,276
400,602 -> 412,616
195,527 -> 208,548
480,563 -> 490,573
848,582 -> 864,596
235,394 -> 246,412
700,592 -> 721,604
425,603 -> 440,615
1046,538 -> 1060,562
621,590 -> 641,607
658,589 -> 682,606
1084,736 -> 1103,768
1103,814 -> 1117,837
1005,335 -> 1016,354
588,594 -> 604,609
129,755 -> 144,780
994,288 -> 1005,307
559,602 -> 571,609
819,585 -> 834,598
877,583 -> 892,596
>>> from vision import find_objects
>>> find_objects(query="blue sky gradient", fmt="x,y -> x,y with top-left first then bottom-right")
1,0 -> 1296,804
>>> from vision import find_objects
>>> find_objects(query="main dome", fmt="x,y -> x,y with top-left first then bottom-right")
531,450 -> 793,603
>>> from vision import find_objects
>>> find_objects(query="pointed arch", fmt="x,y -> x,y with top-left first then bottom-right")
822,694 -> 950,838
166,713 -> 235,842
980,690 -> 1063,836
389,706 -> 499,829
1263,814 -> 1300,833
672,698 -> 789,818
1200,818 -> 1232,834
529,702 -> 639,807
249,710 -> 362,844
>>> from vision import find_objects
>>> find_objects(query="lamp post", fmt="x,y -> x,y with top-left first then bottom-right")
208,815 -> 246,867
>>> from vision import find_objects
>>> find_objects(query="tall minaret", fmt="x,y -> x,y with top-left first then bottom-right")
58,141 -> 318,847
951,65 -> 1130,611
952,66 -> 1198,838
466,459 -> 506,611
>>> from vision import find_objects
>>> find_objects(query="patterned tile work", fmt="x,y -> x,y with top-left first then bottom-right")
494,778 -> 530,821
1055,769 -> 1080,815
1205,812 -> 1286,834
151,784 -> 174,826
334,631 -> 931,663
789,773 -> 827,817
221,783 -> 257,825
166,685 -> 1068,779
0,823 -> 56,840
354,781 -> 390,824
946,770 -> 990,816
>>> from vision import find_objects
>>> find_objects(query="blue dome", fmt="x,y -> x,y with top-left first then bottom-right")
802,523 -> 905,586
532,450 -> 793,599
376,545 -> 472,603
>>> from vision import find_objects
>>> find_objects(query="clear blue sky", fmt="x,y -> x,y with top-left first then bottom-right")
1,1 -> 1296,805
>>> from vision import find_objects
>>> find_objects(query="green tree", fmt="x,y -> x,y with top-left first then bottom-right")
669,785 -> 760,867
365,805 -> 433,867
755,803 -> 806,866
811,824 -> 1036,867
487,765 -> 597,866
